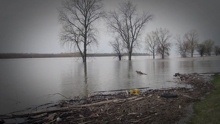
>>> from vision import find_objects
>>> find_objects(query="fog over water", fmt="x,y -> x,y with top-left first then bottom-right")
0,0 -> 219,54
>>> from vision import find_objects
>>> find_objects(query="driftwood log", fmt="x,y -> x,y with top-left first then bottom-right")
136,71 -> 147,75
0,96 -> 142,119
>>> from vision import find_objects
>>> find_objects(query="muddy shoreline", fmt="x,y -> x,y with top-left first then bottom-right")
0,73 -> 217,124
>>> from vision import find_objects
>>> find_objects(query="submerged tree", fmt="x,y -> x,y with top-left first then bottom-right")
145,32 -> 158,59
175,35 -> 190,58
214,45 -> 220,56
59,0 -> 104,63
107,1 -> 152,61
155,28 -> 172,59
196,39 -> 215,57
184,30 -> 198,57
203,39 -> 214,56
110,37 -> 124,61
197,43 -> 206,57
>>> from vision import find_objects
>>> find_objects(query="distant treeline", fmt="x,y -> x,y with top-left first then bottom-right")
0,53 -> 78,59
0,53 -> 149,59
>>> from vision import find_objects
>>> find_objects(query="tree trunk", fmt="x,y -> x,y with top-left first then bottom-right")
118,55 -> 121,61
191,49 -> 194,57
153,52 -> 155,59
84,63 -> 87,82
83,53 -> 86,63
128,54 -> 131,60
161,48 -> 165,59
162,54 -> 164,59
83,50 -> 86,63
128,49 -> 132,61
83,29 -> 87,63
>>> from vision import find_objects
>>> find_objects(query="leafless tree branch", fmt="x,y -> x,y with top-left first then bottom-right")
110,37 -> 124,61
145,32 -> 158,59
184,30 -> 198,57
175,35 -> 190,58
107,1 -> 152,60
59,0 -> 104,63
154,28 -> 172,59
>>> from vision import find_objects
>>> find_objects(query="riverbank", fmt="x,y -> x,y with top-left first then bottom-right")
190,74 -> 220,124
0,73 -> 217,123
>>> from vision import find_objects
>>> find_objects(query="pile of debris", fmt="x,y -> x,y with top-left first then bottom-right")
0,73 -> 215,124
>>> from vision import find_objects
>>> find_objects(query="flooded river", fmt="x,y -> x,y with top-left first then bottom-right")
0,56 -> 220,114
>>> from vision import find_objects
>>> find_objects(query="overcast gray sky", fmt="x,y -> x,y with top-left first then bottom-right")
0,0 -> 219,54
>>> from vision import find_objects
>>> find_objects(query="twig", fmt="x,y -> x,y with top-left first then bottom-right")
128,97 -> 144,102
80,96 -> 138,107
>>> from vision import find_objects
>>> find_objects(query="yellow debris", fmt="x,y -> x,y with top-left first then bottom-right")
129,89 -> 140,95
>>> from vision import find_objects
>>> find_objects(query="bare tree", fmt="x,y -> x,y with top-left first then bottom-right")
145,32 -> 158,59
155,28 -> 172,59
59,0 -> 104,63
214,45 -> 220,56
110,37 -> 124,61
184,30 -> 198,57
107,1 -> 152,61
175,35 -> 190,58
197,43 -> 206,57
204,39 -> 214,56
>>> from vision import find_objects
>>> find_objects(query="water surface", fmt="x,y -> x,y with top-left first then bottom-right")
0,56 -> 220,114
